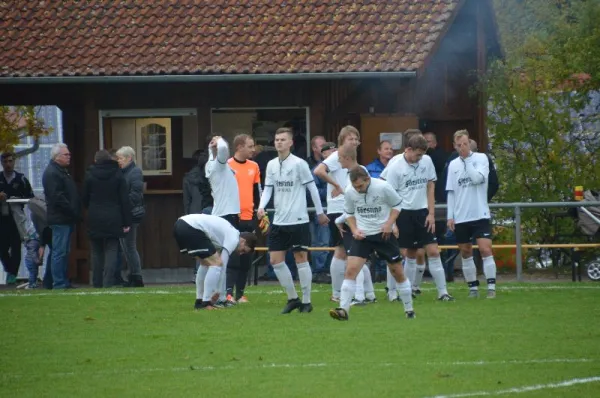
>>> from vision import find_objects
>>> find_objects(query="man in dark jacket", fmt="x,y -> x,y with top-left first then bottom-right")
83,150 -> 132,288
0,151 -> 34,284
42,143 -> 80,289
183,150 -> 213,215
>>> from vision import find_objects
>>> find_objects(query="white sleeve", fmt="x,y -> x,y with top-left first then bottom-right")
379,165 -> 389,180
445,163 -> 455,192
335,213 -> 348,225
216,138 -> 229,164
258,185 -> 273,209
306,181 -> 324,215
426,157 -> 437,182
264,162 -> 274,187
322,152 -> 340,173
343,187 -> 355,215
384,183 -> 402,211
299,161 -> 315,185
465,155 -> 488,184
447,191 -> 455,220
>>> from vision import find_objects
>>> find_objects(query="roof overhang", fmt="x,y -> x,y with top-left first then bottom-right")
0,71 -> 417,85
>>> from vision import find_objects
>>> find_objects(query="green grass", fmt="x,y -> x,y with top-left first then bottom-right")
1,283 -> 600,397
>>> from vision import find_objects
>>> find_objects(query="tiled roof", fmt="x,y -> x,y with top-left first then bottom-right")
0,1 -> 461,78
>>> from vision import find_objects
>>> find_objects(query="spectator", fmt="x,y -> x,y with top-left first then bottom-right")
108,148 -> 125,286
424,132 -> 449,181
83,150 -> 132,288
27,194 -> 53,289
0,151 -> 34,284
42,143 -> 80,289
116,146 -> 145,287
183,149 -> 213,215
365,140 -> 393,178
307,135 -> 326,170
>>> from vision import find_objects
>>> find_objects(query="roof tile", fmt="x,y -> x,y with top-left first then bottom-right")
0,0 -> 460,77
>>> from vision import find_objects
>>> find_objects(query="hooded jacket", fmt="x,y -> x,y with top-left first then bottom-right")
82,159 -> 132,239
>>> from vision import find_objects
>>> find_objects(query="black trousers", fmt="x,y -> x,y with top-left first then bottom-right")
226,219 -> 255,299
0,216 -> 22,275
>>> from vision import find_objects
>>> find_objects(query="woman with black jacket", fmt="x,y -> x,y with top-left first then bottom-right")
82,150 -> 132,288
116,146 -> 145,287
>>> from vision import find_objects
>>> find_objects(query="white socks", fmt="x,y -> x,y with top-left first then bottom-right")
483,256 -> 497,290
414,262 -> 426,289
355,268 -> 365,301
196,265 -> 209,300
397,279 -> 414,312
404,257 -> 417,287
340,279 -> 356,312
462,256 -> 478,290
202,266 -> 222,302
273,262 -> 298,300
386,267 -> 397,301
296,261 -> 312,303
428,256 -> 448,297
330,256 -> 346,299
362,265 -> 376,300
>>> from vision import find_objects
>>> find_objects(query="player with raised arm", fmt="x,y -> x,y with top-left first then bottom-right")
257,128 -> 329,314
380,134 -> 454,301
173,214 -> 257,310
313,126 -> 361,302
205,135 -> 241,307
446,130 -> 497,298
330,167 -> 415,321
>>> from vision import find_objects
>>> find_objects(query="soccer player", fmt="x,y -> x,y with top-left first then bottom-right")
313,125 -> 361,302
206,135 -> 240,306
446,129 -> 497,298
336,145 -> 377,305
227,134 -> 261,303
173,214 -> 257,310
381,134 -> 454,301
330,167 -> 415,321
257,128 -> 329,314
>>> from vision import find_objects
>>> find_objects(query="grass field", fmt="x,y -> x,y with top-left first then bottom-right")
1,282 -> 600,397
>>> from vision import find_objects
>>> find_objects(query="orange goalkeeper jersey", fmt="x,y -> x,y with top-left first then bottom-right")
227,157 -> 261,221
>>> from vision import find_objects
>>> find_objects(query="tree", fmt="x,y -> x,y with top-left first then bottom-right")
484,0 -> 600,266
0,106 -> 51,157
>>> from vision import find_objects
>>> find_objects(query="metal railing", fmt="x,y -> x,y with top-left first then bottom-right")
259,201 -> 600,282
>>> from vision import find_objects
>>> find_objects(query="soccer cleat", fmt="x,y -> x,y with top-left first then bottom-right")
365,297 -> 378,304
6,274 -> 17,285
226,294 -> 237,304
329,308 -> 349,321
212,301 -> 226,309
437,294 -> 456,302
405,311 -> 416,319
412,288 -> 422,295
223,300 -> 237,308
350,299 -> 366,306
299,303 -> 313,313
281,298 -> 302,314
486,289 -> 496,299
468,290 -> 480,298
195,299 -> 219,310
194,299 -> 204,310
237,296 -> 249,303
412,292 -> 417,299
330,296 -> 340,303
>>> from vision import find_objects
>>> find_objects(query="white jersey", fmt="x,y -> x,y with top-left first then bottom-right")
380,154 -> 436,210
264,153 -> 314,225
344,178 -> 402,236
446,152 -> 490,223
205,138 -> 240,217
179,214 -> 240,254
322,151 -> 348,214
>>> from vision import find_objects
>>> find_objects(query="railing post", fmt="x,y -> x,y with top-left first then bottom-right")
514,205 -> 523,282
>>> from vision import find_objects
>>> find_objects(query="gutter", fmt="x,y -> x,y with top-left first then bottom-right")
0,71 -> 416,84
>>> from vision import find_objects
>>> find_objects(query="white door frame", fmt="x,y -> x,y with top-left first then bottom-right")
98,108 -> 197,149
210,106 -> 310,156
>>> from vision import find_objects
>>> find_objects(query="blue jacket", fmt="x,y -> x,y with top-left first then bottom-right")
366,158 -> 386,179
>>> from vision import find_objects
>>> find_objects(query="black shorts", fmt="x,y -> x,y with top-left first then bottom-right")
454,218 -> 492,244
328,213 -> 353,251
220,213 -> 240,230
396,209 -> 437,249
268,223 -> 311,252
173,219 -> 216,259
348,233 -> 401,263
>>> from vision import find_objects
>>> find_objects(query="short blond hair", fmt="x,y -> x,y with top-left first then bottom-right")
337,125 -> 360,146
453,129 -> 470,141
